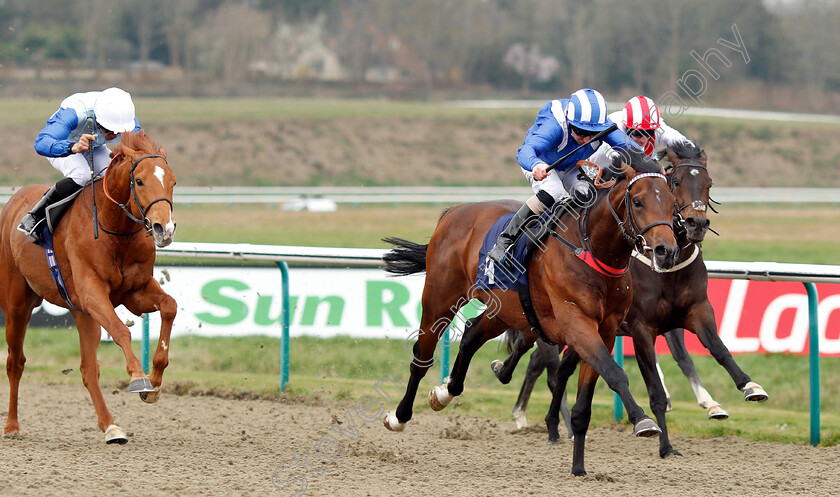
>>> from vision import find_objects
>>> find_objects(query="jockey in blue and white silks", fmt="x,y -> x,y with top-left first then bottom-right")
488,88 -> 639,267
19,87 -> 141,242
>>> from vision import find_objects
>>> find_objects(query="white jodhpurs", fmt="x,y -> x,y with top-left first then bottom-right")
521,166 -> 591,205
47,145 -> 112,186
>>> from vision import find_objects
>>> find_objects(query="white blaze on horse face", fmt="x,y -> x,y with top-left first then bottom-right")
154,166 -> 167,188
690,168 -> 700,176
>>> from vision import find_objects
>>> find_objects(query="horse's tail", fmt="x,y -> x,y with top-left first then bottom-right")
503,328 -> 519,354
382,237 -> 428,275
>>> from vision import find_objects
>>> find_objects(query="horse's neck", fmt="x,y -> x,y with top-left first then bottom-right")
585,187 -> 632,269
94,167 -> 139,232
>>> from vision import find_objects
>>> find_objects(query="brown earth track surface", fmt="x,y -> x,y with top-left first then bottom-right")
2,380 -> 839,497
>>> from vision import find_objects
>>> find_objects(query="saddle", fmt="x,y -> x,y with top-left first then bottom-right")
43,187 -> 85,238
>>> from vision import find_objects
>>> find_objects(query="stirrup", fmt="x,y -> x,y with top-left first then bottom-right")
17,217 -> 44,241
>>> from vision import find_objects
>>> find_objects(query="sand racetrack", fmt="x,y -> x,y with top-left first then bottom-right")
1,380 -> 839,497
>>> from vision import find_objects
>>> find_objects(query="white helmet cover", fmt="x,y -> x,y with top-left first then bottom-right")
94,87 -> 136,133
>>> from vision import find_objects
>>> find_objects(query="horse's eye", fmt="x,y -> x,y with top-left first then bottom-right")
136,178 -> 144,186
672,180 -> 680,188
632,198 -> 642,208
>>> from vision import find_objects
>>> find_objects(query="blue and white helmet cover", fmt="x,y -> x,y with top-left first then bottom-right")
564,88 -> 611,132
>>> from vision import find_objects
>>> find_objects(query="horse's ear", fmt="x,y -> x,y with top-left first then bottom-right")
698,149 -> 707,166
664,146 -> 680,165
158,145 -> 167,158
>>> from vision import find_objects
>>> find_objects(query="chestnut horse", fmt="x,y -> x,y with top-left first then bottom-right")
1,131 -> 177,444
492,142 -> 768,458
382,149 -> 678,476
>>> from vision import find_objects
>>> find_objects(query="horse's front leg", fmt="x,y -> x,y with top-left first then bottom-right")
686,302 -> 768,402
72,311 -> 127,443
123,278 -> 178,404
570,360 -> 599,476
430,312 -> 509,411
630,322 -> 681,458
77,280 -> 152,393
565,317 -> 660,437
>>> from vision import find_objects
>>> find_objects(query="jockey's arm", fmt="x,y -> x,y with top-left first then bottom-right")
658,119 -> 692,148
517,118 -> 564,172
34,108 -> 78,158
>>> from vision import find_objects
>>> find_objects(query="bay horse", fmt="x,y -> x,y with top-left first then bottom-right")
382,148 -> 679,476
491,141 -> 768,458
1,131 -> 177,444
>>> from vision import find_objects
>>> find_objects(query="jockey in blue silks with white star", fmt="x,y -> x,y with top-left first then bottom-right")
488,88 -> 639,266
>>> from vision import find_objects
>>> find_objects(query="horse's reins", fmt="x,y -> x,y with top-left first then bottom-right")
99,154 -> 173,237
550,168 -> 673,277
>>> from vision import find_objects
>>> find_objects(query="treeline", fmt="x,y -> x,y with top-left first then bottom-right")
1,0 -> 839,111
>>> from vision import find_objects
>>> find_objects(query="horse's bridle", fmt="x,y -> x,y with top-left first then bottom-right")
102,154 -> 173,236
605,171 -> 674,253
666,159 -> 717,235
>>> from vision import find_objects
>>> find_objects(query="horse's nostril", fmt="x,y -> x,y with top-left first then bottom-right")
654,246 -> 666,258
703,218 -> 711,229
153,224 -> 164,236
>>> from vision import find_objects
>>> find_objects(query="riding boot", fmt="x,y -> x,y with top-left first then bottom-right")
488,203 -> 538,267
17,177 -> 82,243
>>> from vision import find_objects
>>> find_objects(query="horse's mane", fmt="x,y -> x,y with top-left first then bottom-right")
113,131 -> 159,156
606,147 -> 662,181
668,140 -> 702,160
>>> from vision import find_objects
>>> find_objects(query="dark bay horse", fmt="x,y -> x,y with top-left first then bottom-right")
491,142 -> 768,457
382,149 -> 678,476
1,131 -> 177,443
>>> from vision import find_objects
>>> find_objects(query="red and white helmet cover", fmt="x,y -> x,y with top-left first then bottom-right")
622,95 -> 660,130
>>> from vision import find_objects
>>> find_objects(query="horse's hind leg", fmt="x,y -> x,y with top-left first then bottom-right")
664,328 -> 729,419
4,310 -> 32,435
546,346 -> 578,443
73,312 -> 127,443
385,296 -> 460,431
123,279 -> 178,404
490,329 -> 536,384
510,341 -> 550,429
1,267 -> 39,435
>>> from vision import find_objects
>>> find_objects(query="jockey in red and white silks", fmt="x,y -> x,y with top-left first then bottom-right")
588,95 -> 691,168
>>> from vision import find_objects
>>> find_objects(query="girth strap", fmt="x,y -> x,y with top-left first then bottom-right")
45,247 -> 80,311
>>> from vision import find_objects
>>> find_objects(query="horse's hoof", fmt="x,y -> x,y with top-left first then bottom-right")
139,388 -> 161,403
661,448 -> 683,459
105,424 -> 128,444
742,382 -> 768,402
633,418 -> 661,437
490,360 -> 503,374
665,398 -> 673,412
707,404 -> 730,419
383,411 -> 406,432
128,377 -> 155,393
428,384 -> 454,412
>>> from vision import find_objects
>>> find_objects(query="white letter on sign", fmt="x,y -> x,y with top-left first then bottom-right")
759,294 -> 808,353
719,280 -> 759,353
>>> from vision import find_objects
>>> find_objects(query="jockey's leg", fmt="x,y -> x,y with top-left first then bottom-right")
17,177 -> 83,241
488,191 -> 553,266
